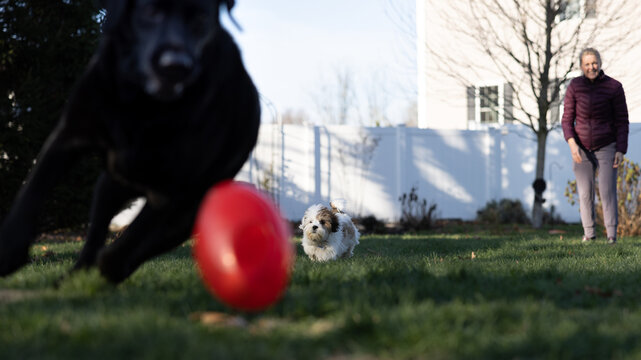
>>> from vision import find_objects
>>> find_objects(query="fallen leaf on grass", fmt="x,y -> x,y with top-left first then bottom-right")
59,320 -> 72,334
248,318 -> 285,333
0,289 -> 42,304
582,286 -> 623,298
36,232 -> 84,243
307,319 -> 339,336
471,252 -> 476,259
189,312 -> 248,328
366,248 -> 381,256
31,251 -> 56,261
548,229 -> 567,235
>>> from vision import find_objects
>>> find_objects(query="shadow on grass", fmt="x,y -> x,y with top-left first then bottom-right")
288,234 -> 641,315
3,229 -> 641,359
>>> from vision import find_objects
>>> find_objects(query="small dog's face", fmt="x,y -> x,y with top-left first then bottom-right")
299,205 -> 338,245
102,0 -> 234,101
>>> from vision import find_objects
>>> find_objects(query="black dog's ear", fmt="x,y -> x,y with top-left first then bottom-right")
219,0 -> 242,30
100,0 -> 129,34
221,0 -> 235,12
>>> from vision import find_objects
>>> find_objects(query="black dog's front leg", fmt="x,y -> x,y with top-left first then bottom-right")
73,173 -> 140,271
0,128 -> 83,276
97,201 -> 198,283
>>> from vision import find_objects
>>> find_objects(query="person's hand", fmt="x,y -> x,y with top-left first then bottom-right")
568,138 -> 582,163
613,151 -> 624,168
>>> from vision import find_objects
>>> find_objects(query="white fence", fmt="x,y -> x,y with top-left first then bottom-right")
237,124 -> 641,223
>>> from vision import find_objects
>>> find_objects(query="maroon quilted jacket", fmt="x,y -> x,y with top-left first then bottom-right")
561,70 -> 629,153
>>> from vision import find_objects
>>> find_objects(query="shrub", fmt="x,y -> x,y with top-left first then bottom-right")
398,186 -> 437,232
542,205 -> 566,225
565,157 -> 641,236
476,199 -> 530,224
355,215 -> 387,234
0,2 -> 102,231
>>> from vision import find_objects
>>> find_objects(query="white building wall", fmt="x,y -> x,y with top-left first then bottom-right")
417,0 -> 641,130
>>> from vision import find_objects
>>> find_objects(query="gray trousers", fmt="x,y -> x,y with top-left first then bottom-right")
573,142 -> 618,238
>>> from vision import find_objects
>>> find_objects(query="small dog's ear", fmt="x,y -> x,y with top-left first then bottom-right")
330,213 -> 339,233
99,0 -> 129,34
299,216 -> 306,230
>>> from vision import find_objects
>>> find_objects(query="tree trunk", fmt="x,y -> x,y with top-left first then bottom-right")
531,130 -> 548,228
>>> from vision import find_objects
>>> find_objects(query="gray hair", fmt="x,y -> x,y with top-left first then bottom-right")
579,48 -> 602,66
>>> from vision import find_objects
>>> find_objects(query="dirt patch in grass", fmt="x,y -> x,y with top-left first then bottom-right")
0,289 -> 43,304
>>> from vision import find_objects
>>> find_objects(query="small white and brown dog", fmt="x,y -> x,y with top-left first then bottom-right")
299,201 -> 360,261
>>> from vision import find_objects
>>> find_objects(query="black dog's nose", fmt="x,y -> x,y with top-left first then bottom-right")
153,49 -> 194,82
312,225 -> 318,231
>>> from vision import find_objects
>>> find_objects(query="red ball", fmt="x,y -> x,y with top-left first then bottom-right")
192,181 -> 294,311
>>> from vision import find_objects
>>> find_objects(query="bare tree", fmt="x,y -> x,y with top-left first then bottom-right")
385,0 -> 417,66
419,0 -> 641,227
404,100 -> 418,127
313,65 -> 397,126
281,108 -> 309,125
313,66 -> 359,125
365,71 -> 392,127
384,0 -> 421,127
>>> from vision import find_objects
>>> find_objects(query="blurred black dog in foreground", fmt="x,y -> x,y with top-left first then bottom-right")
0,0 -> 260,283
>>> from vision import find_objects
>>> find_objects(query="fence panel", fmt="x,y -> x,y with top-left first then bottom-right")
239,124 -> 641,222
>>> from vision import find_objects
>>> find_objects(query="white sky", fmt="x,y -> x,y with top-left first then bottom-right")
225,0 -> 417,125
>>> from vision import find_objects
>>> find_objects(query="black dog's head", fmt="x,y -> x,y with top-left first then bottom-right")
100,0 -> 235,101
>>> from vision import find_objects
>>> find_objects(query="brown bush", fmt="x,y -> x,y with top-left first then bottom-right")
398,186 -> 438,232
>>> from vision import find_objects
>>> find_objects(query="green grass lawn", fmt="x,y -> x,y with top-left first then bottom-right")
2,224 -> 641,359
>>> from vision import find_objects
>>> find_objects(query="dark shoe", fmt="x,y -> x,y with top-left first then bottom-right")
582,236 -> 596,243
607,237 -> 617,245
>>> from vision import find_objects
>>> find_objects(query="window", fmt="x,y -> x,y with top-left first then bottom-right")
479,86 -> 499,123
466,82 -> 513,128
559,0 -> 596,21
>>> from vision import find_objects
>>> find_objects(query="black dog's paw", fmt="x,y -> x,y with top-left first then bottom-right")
0,250 -> 30,277
0,221 -> 37,276
96,248 -> 135,284
71,260 -> 93,273
0,241 -> 31,277
71,250 -> 100,272
59,257 -> 97,288
55,267 -> 113,291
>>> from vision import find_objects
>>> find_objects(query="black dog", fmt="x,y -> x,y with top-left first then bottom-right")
0,0 -> 260,283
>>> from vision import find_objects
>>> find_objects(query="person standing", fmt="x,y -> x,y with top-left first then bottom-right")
562,48 -> 629,244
